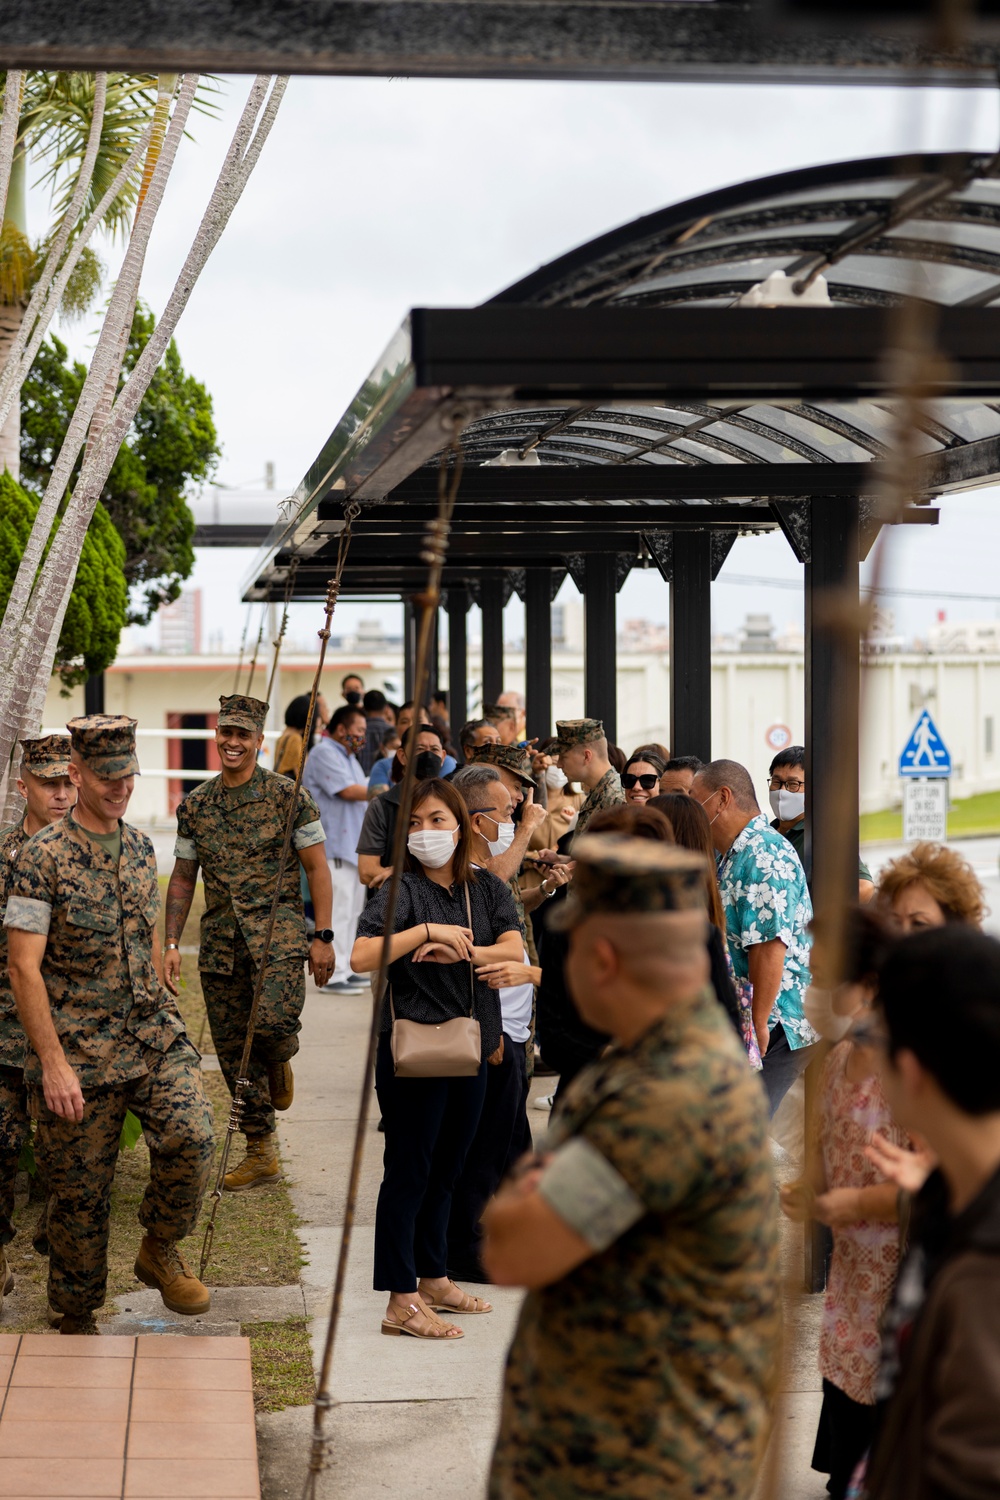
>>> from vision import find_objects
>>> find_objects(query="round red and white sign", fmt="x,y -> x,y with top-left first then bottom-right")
765,724 -> 793,752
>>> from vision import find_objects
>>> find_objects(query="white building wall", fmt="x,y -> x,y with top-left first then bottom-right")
38,647 -> 1000,824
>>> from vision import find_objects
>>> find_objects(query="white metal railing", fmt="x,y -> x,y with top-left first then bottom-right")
40,725 -> 282,781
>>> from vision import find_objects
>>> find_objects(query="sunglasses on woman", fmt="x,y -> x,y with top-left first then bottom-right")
622,772 -> 659,791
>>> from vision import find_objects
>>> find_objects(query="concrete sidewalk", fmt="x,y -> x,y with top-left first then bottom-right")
257,976 -> 827,1500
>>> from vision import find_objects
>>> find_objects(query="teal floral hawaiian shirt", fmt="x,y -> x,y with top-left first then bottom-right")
717,815 -> 816,1052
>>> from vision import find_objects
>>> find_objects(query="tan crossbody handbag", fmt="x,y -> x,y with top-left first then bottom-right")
389,883 -> 482,1078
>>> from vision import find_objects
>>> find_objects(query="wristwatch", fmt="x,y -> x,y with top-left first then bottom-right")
165,940 -> 179,950
313,929 -> 335,944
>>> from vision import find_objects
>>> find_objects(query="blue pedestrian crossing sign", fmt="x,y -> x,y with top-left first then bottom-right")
899,709 -> 951,778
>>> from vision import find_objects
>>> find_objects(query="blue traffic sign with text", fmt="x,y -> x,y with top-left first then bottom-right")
899,709 -> 951,778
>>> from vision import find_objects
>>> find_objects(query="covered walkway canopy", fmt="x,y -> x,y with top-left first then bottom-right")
245,151 -> 1000,904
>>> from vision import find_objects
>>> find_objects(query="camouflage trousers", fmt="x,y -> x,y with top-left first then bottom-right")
0,1063 -> 29,1248
30,1039 -> 214,1318
201,928 -> 304,1138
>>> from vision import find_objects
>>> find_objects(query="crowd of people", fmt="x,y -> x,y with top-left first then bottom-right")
1,679 -> 999,1500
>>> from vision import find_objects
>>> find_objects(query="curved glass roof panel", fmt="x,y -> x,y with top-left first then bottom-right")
420,153 -> 1000,478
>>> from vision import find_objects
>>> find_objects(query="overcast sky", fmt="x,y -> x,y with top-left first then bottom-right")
30,74 -> 1000,652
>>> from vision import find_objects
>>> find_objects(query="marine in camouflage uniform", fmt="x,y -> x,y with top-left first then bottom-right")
167,694 -> 330,1190
554,718 -> 625,844
0,734 -> 75,1305
4,717 -> 214,1333
485,835 -> 782,1499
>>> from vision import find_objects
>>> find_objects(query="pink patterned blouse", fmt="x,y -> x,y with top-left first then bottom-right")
817,1041 -> 908,1405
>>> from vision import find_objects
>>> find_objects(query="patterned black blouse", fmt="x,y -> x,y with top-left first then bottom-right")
356,869 -> 520,1058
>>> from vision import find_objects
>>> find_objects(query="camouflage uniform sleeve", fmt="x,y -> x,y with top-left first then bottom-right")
4,838 -> 57,934
538,1136 -> 645,1251
579,1075 -> 707,1219
292,784 -> 325,852
173,795 -> 197,863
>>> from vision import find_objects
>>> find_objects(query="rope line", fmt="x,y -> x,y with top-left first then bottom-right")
264,559 -> 298,708
300,444 -> 464,1498
233,610 -> 251,692
244,603 -> 269,696
199,503 -> 361,1281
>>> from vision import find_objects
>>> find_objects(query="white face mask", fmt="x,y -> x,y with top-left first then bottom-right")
544,765 -> 568,790
477,814 -> 516,858
803,985 -> 855,1043
407,828 -> 458,869
769,787 -> 805,823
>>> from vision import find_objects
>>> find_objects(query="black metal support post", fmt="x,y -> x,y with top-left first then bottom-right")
84,673 -> 105,715
447,586 -> 469,734
803,494 -> 861,1294
403,599 -> 416,702
669,531 -> 712,760
480,569 -> 505,705
583,552 -> 617,744
524,569 -> 553,742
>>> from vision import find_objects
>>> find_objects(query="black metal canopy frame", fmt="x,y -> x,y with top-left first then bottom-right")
243,152 -> 1000,743
7,0 -> 1000,83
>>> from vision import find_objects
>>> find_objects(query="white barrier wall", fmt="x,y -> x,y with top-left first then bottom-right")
39,648 -> 1000,823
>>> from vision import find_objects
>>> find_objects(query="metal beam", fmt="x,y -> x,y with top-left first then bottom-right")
379,470 -> 875,505
5,2 -> 998,83
411,306 -> 1000,400
193,524 -> 272,548
447,586 -> 470,736
669,532 -> 712,760
525,569 -> 553,743
583,553 -> 618,744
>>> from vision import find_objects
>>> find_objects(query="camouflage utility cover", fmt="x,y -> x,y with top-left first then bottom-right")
66,715 -> 140,777
0,819 -> 30,1068
19,734 -> 71,780
174,762 -> 324,973
573,765 -> 625,843
469,742 -> 535,787
490,988 -> 781,1500
555,718 -> 605,749
4,813 -> 186,1087
217,694 -> 269,733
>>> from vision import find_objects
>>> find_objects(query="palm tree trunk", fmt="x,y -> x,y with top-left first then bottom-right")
0,75 -> 287,787
0,76 -> 195,676
0,302 -> 21,477
0,72 -> 23,236
0,75 -> 112,443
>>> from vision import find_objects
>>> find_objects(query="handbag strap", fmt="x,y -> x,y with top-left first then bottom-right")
464,882 -> 476,1019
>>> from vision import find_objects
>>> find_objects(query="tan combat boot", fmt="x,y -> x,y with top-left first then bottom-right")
134,1234 -> 212,1315
223,1133 -> 282,1192
268,1060 -> 294,1111
59,1313 -> 101,1335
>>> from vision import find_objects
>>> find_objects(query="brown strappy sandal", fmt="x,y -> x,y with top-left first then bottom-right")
418,1279 -> 493,1315
381,1301 -> 464,1339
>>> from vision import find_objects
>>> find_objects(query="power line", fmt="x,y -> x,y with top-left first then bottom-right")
715,573 -> 1000,604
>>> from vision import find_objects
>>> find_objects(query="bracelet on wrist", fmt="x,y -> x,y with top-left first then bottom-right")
165,940 -> 179,950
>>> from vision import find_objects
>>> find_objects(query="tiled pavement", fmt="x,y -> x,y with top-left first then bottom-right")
0,1333 -> 259,1499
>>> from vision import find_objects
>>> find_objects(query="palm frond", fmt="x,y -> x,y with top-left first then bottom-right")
0,221 -> 34,304
18,71 -> 224,243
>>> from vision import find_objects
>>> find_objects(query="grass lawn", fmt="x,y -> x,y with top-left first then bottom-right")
5,879 -> 315,1410
860,788 -> 1000,845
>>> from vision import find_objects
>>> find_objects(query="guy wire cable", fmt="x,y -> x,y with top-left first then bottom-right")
265,560 -> 299,708
244,602 -> 269,696
300,439 -> 465,1499
198,501 -> 361,1281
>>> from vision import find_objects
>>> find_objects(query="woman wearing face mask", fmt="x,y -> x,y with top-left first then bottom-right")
622,749 -> 667,807
357,727 -> 449,894
780,908 -> 915,1500
351,779 -> 523,1341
